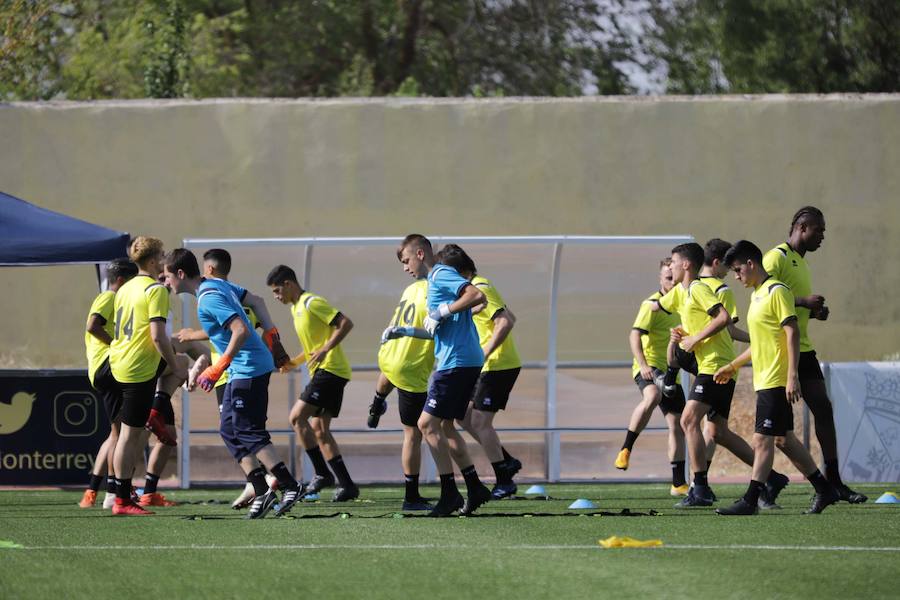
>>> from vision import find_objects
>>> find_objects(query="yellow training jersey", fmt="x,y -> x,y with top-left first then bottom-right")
378,279 -> 434,392
747,278 -> 798,391
472,275 -> 522,372
291,291 -> 352,380
699,276 -> 739,322
212,306 -> 261,388
763,243 -> 814,352
85,290 -> 116,385
658,279 -> 736,376
109,275 -> 170,383
631,290 -> 681,378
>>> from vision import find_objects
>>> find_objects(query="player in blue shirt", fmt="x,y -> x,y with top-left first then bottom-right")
162,248 -> 304,519
389,234 -> 493,517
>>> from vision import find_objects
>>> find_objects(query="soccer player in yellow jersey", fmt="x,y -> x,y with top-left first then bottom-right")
108,236 -> 187,515
655,243 -> 736,507
715,240 -> 838,515
436,245 -> 523,500
267,265 -> 359,502
372,275 -> 435,511
763,206 -> 866,503
78,259 -> 138,508
692,239 -> 791,507
615,258 -> 688,496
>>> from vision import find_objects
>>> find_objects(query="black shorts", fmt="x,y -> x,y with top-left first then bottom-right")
633,368 -> 686,415
755,387 -> 794,436
673,346 -> 698,376
426,367 -> 482,421
397,388 -> 427,427
117,359 -> 166,428
798,351 -> 824,381
472,367 -> 520,412
300,369 -> 349,418
91,358 -> 123,423
688,374 -> 735,420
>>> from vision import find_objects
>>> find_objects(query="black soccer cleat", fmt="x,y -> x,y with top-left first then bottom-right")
245,489 -> 278,520
804,487 -> 840,514
274,482 -> 306,517
762,472 -> 789,506
674,485 -> 715,508
716,498 -> 759,516
490,482 -> 517,500
506,457 -> 523,476
367,395 -> 388,429
427,493 -> 464,517
460,484 -> 492,516
401,499 -> 433,511
304,473 -> 335,496
835,484 -> 867,504
332,483 -> 360,502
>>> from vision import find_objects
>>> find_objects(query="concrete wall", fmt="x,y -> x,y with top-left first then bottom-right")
1,95 -> 898,367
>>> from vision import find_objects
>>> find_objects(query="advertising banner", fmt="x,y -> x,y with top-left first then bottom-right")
0,370 -> 109,485
829,362 -> 900,483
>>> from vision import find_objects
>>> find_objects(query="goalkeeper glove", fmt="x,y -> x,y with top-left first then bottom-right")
423,303 -> 452,335
197,354 -> 232,392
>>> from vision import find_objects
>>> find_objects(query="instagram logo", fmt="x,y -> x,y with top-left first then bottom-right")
53,392 -> 99,437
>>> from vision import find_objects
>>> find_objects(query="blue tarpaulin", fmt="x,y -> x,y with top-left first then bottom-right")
0,191 -> 128,265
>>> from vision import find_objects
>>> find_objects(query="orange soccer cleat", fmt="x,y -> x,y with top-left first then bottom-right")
78,489 -> 97,508
138,492 -> 178,507
112,498 -> 154,516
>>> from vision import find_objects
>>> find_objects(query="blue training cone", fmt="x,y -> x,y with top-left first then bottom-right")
568,498 -> 596,509
525,485 -> 547,496
303,493 -> 320,502
875,492 -> 900,504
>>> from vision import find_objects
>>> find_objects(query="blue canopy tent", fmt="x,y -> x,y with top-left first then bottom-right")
0,191 -> 129,267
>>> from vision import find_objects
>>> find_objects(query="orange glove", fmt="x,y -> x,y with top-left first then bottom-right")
262,327 -> 280,351
197,354 -> 232,392
263,327 -> 290,368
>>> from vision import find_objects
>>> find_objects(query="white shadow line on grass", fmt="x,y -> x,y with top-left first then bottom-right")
5,544 -> 900,552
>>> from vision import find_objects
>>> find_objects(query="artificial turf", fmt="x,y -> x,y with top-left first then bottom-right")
1,483 -> 898,599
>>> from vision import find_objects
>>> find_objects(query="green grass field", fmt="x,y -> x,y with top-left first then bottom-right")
2,483 -> 899,599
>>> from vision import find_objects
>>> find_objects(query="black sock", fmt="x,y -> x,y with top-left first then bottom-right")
260,464 -> 269,474
663,366 -> 679,387
671,461 -> 686,487
270,461 -> 298,489
824,459 -> 843,485
622,430 -> 639,452
88,473 -> 104,492
460,465 -> 483,495
806,469 -> 831,494
143,472 -> 160,495
491,460 -> 511,484
115,478 -> 132,501
742,480 -> 765,505
404,473 -> 420,502
766,469 -> 784,484
328,455 -> 354,487
306,446 -> 331,478
106,476 -> 117,494
693,470 -> 709,488
707,458 -> 714,471
246,467 -> 269,496
439,472 -> 459,499
501,446 -> 516,463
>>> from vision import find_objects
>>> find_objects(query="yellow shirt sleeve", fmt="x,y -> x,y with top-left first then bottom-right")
771,284 -> 797,326
692,281 -> 723,316
146,284 -> 170,321
306,295 -> 340,326
763,248 -> 786,281
477,280 -> 507,320
657,285 -> 679,314
631,300 -> 654,332
718,285 -> 739,321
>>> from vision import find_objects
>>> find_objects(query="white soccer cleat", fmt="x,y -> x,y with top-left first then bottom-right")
231,482 -> 256,509
102,492 -> 116,509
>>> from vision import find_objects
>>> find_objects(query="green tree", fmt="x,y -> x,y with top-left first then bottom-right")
647,0 -> 900,93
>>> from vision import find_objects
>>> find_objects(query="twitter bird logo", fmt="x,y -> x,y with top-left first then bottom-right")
0,392 -> 36,435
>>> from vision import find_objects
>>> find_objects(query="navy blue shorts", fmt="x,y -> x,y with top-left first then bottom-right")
220,373 -> 272,461
425,367 -> 482,420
